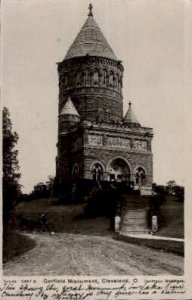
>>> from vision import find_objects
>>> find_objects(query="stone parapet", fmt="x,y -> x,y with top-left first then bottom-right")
82,121 -> 153,136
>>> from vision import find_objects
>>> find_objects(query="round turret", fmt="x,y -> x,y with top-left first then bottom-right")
58,5 -> 124,123
123,102 -> 141,128
59,97 -> 80,133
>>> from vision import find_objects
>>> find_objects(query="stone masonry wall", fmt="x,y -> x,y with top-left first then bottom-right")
83,147 -> 153,187
58,56 -> 123,122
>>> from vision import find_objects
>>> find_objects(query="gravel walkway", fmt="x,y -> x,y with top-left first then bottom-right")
3,232 -> 184,276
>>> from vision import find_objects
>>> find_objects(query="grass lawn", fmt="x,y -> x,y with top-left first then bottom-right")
3,196 -> 184,266
14,198 -> 111,235
116,234 -> 184,256
116,195 -> 184,256
157,197 -> 184,239
15,195 -> 184,238
3,231 -> 36,263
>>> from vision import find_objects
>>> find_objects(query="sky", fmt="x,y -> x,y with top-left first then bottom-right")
1,0 -> 191,193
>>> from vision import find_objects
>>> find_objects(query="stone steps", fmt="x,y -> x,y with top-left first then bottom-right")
120,230 -> 149,236
120,196 -> 150,234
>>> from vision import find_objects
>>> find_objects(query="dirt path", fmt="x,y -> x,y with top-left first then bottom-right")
3,232 -> 183,276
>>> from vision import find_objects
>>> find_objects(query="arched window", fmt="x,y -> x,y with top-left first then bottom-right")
97,107 -> 104,123
76,72 -> 81,86
116,73 -> 119,90
93,69 -> 99,85
106,108 -> 111,122
72,164 -> 80,180
81,72 -> 86,85
85,68 -> 91,85
69,72 -> 74,86
63,73 -> 68,87
59,78 -> 63,90
109,71 -> 114,87
103,69 -> 108,85
92,163 -> 103,183
113,74 -> 117,87
135,167 -> 146,186
119,76 -> 123,88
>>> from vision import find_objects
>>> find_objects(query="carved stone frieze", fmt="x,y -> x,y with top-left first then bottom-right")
85,133 -> 150,152
87,134 -> 103,146
134,140 -> 148,150
106,137 -> 131,149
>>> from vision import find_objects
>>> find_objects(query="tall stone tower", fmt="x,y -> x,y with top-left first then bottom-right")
56,5 -> 153,194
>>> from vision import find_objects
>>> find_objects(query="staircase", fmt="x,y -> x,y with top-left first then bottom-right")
120,195 -> 150,235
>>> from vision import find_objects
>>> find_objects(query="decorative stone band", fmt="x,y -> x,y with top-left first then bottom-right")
87,134 -> 149,151
106,137 -> 132,148
60,87 -> 122,101
58,56 -> 123,95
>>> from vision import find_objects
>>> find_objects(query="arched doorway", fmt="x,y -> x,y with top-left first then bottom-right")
107,157 -> 131,182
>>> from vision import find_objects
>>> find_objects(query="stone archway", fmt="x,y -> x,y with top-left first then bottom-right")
107,157 -> 131,182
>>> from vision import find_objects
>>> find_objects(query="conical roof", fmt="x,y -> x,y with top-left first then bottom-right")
124,102 -> 140,125
64,9 -> 117,61
60,97 -> 80,117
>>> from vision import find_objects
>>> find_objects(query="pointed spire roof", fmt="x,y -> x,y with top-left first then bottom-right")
64,5 -> 117,61
60,97 -> 80,117
124,102 -> 140,126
